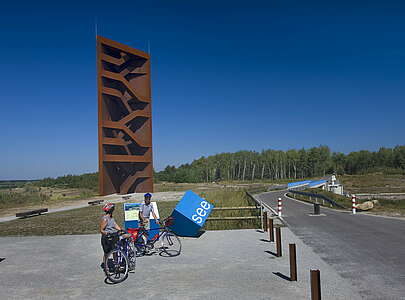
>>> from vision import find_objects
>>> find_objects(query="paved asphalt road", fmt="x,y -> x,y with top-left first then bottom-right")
258,191 -> 405,300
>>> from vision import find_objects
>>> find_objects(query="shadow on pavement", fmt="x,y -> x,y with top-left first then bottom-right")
265,250 -> 278,257
174,230 -> 206,238
0,258 -> 5,263
260,238 -> 271,243
104,277 -> 117,285
273,272 -> 291,281
159,250 -> 180,258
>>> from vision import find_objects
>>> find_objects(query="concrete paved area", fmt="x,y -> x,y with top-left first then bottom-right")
0,229 -> 360,299
258,191 -> 405,300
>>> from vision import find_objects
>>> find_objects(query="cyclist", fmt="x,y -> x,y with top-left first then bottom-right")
99,202 -> 122,269
139,193 -> 159,231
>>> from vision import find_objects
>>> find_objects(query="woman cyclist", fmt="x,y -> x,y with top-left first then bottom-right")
99,202 -> 122,269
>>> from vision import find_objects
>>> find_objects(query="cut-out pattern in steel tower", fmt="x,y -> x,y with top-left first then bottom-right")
97,36 -> 153,195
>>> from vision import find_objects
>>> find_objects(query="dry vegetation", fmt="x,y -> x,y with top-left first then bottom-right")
202,189 -> 261,230
0,200 -> 177,236
0,185 -> 97,210
0,189 -> 261,236
2,173 -> 405,236
340,173 -> 405,194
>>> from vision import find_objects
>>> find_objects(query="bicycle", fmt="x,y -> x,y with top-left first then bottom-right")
128,216 -> 182,257
103,230 -> 136,284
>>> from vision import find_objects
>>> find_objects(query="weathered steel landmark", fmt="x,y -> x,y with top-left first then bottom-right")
97,36 -> 153,195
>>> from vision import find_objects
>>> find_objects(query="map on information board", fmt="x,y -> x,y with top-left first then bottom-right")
123,202 -> 160,222
123,203 -> 141,221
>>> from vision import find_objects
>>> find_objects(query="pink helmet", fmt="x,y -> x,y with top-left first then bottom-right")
102,202 -> 115,212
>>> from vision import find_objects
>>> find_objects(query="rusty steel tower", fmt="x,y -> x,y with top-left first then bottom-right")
97,36 -> 153,195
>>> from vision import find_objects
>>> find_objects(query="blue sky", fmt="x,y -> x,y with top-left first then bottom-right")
0,0 -> 404,180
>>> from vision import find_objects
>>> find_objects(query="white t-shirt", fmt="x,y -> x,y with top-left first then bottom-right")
139,203 -> 153,219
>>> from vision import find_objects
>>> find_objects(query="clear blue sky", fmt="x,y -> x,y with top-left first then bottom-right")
1,0 -> 404,180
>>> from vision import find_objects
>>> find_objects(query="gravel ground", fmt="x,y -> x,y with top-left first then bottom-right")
0,229 -> 361,299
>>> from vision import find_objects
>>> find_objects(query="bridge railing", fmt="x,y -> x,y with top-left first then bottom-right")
288,189 -> 346,209
246,191 -> 282,231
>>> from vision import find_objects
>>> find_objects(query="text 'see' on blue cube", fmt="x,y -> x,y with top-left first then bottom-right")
170,190 -> 214,237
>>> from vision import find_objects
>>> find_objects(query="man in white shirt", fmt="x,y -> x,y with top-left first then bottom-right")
139,193 -> 159,230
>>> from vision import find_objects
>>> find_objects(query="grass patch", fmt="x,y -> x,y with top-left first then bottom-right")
0,188 -> 262,236
0,180 -> 32,190
374,199 -> 405,210
0,201 -> 178,237
0,186 -> 50,209
372,199 -> 405,216
340,173 -> 405,194
155,181 -> 268,193
202,189 -> 261,230
0,185 -> 97,210
154,182 -> 220,193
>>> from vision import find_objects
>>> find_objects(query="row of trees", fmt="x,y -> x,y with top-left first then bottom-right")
33,173 -> 99,191
156,146 -> 405,183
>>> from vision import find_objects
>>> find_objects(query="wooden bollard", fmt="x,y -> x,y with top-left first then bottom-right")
263,211 -> 268,232
268,218 -> 274,242
310,269 -> 321,300
289,244 -> 297,281
275,227 -> 282,257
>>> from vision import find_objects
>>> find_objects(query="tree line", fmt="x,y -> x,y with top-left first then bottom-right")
155,146 -> 405,183
33,173 -> 98,191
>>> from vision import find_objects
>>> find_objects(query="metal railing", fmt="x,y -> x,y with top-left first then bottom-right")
246,191 -> 282,231
208,206 -> 260,221
287,189 -> 346,209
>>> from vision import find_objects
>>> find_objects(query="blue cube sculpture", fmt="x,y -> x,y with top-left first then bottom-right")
170,190 -> 214,237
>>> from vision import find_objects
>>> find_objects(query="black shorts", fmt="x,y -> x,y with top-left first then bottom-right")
101,233 -> 119,254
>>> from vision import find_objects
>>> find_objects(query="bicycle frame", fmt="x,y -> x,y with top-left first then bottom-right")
103,234 -> 135,284
133,225 -> 171,250
117,237 -> 131,256
109,235 -> 134,267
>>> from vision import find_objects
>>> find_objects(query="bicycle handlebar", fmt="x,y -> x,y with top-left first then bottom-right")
125,217 -> 173,233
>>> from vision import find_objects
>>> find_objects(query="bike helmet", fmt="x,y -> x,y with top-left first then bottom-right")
102,202 -> 115,212
144,193 -> 152,198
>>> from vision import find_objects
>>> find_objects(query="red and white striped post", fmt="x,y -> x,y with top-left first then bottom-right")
278,197 -> 282,217
352,194 -> 356,214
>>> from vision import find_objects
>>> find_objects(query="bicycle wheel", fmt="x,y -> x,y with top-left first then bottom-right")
127,241 -> 136,272
160,231 -> 181,257
104,249 -> 129,284
134,233 -> 148,257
